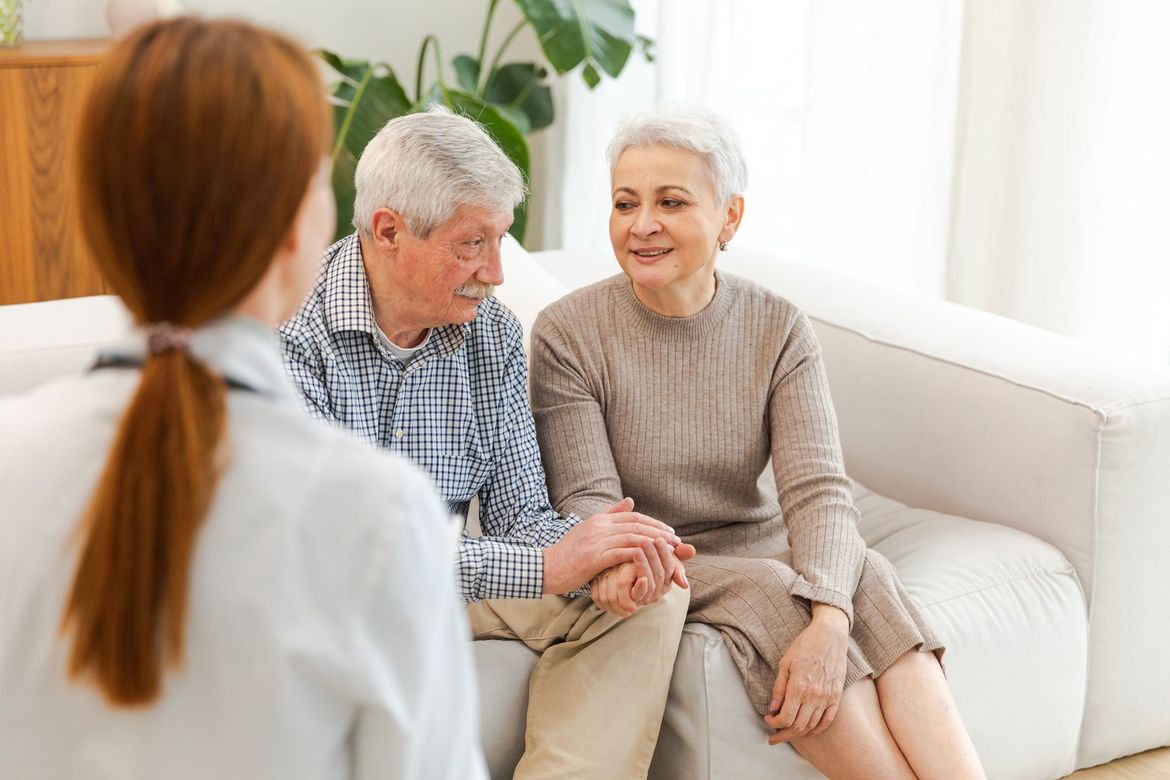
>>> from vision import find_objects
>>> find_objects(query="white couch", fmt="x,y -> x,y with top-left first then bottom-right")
3,239 -> 1169,780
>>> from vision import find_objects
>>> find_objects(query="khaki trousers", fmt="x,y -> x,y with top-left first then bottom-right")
467,586 -> 689,780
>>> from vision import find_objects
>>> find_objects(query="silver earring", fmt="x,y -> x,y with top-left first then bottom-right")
719,241 -> 728,251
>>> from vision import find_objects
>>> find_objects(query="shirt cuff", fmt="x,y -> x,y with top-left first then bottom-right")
476,542 -> 546,601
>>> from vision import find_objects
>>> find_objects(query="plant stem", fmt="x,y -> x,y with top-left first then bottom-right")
332,69 -> 374,165
415,34 -> 448,103
475,0 -> 500,91
510,77 -> 537,109
481,19 -> 526,97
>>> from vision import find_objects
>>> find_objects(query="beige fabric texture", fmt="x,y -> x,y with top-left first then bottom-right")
467,587 -> 688,780
530,271 -> 942,715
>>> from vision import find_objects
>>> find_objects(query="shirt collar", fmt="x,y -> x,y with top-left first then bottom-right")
322,233 -> 379,336
100,315 -> 300,404
322,232 -> 469,359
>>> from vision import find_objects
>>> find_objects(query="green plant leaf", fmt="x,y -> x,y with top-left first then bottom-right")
319,50 -> 413,241
636,34 -> 655,63
452,55 -> 481,93
484,63 -> 554,131
581,62 -> 600,88
420,86 -> 532,243
330,147 -> 359,241
514,0 -> 635,83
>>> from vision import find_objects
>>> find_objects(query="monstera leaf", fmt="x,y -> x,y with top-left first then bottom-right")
514,0 -> 636,87
485,63 -> 554,131
452,56 -> 553,133
319,50 -> 412,241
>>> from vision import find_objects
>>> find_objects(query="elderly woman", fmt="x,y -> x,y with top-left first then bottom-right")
531,107 -> 985,779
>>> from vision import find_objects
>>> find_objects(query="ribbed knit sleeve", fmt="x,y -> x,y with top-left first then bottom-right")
768,312 -> 865,624
530,311 -> 626,520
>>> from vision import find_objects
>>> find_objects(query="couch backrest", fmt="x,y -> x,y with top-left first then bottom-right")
0,236 -> 567,399
0,295 -> 132,397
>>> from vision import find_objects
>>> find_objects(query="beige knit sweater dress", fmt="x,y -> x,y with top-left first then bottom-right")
530,270 -> 943,715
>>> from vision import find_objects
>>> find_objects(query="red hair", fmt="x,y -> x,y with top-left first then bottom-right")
62,17 -> 330,706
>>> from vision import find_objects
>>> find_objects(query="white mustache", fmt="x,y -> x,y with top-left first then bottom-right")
454,281 -> 496,299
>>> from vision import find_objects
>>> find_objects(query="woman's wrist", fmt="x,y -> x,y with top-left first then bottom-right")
811,603 -> 850,630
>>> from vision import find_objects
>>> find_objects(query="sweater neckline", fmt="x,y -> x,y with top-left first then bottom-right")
614,269 -> 738,340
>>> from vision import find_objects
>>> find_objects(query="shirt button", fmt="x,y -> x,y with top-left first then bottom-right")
394,429 -> 405,440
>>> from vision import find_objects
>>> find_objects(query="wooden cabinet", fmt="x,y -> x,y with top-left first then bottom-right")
0,39 -> 110,305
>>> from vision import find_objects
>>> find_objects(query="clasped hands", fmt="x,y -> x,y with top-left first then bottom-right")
541,497 -> 695,617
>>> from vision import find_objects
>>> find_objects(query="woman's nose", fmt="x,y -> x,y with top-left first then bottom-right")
632,209 -> 661,238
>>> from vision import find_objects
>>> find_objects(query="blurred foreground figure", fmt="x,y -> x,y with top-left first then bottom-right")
0,17 -> 486,780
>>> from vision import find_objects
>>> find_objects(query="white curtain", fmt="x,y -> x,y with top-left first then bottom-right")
539,0 -> 1170,364
948,0 -> 1170,362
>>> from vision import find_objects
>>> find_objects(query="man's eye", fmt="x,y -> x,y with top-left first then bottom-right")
467,238 -> 484,248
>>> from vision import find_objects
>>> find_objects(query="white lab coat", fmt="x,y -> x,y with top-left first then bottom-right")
0,316 -> 487,780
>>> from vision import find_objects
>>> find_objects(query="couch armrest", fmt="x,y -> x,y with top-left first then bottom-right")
720,248 -> 1170,765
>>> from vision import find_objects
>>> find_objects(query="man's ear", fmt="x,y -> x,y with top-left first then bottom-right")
370,208 -> 407,252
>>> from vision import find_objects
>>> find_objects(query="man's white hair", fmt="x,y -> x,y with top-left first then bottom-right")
353,105 -> 526,237
606,106 -> 748,205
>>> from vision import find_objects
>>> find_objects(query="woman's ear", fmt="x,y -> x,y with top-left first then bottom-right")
720,194 -> 745,243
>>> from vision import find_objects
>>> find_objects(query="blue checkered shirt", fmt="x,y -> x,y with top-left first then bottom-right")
279,234 -> 582,602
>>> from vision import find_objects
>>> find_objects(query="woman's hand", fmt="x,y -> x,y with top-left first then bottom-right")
591,562 -> 641,617
764,604 -> 849,745
591,539 -> 697,617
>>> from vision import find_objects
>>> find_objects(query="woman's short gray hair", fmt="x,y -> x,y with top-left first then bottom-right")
607,106 -> 748,205
353,105 -> 526,237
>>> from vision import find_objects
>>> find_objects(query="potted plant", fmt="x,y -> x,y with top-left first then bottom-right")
1,0 -> 22,47
320,0 -> 652,243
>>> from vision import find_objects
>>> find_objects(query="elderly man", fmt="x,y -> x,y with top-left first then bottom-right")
280,106 -> 692,778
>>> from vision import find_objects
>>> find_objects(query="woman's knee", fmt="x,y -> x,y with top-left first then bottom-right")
878,647 -> 945,689
787,678 -> 917,779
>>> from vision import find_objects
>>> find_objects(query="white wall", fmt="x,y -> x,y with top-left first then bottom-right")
25,0 -> 538,89
24,0 -> 556,247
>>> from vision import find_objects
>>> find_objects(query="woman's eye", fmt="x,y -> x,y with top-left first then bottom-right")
661,198 -> 684,208
614,201 -> 635,211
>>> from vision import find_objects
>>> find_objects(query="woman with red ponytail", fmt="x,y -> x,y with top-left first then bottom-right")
0,17 -> 485,779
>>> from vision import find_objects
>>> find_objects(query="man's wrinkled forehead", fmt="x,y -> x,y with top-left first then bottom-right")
433,205 -> 514,240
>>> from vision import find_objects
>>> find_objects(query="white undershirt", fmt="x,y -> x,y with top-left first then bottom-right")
376,326 -> 431,362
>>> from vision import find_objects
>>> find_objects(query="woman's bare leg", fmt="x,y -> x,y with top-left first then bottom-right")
786,677 -> 917,780
874,650 -> 986,780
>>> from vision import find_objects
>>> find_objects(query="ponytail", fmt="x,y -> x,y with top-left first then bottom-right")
61,352 -> 225,704
63,17 -> 330,705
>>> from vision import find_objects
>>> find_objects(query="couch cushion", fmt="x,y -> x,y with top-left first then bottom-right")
645,485 -> 1087,780
473,638 -> 539,779
0,296 -> 131,397
858,486 -> 1087,780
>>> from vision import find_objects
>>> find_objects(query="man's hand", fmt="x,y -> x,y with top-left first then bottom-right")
542,497 -> 682,595
591,539 -> 697,617
764,604 -> 849,745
